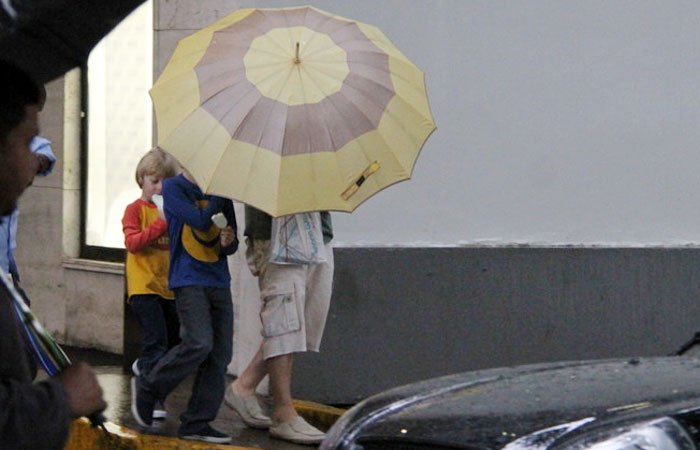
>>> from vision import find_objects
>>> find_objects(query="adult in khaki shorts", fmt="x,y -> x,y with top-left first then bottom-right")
225,206 -> 333,445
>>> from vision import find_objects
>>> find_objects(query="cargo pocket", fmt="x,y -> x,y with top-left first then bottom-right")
260,291 -> 301,338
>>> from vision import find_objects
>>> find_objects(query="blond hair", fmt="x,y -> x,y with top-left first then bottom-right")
135,148 -> 180,187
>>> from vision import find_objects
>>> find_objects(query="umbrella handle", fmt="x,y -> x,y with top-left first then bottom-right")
341,161 -> 380,200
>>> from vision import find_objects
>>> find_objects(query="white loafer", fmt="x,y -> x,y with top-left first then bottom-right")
269,416 -> 326,445
224,384 -> 272,429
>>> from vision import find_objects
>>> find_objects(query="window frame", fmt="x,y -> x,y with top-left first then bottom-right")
79,66 -> 126,263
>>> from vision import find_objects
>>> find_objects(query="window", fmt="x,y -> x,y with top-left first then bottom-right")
82,0 -> 153,261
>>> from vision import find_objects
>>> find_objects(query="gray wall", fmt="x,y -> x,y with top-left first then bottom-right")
293,247 -> 700,404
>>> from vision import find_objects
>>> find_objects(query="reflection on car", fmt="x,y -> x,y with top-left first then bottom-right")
321,356 -> 700,450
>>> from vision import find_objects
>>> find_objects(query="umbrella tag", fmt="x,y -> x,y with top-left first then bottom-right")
341,162 -> 380,200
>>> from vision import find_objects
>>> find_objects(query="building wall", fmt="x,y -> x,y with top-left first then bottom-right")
16,78 -> 69,342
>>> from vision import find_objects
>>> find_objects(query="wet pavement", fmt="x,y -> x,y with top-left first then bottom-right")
52,347 -> 344,449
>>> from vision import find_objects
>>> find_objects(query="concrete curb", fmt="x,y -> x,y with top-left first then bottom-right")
64,401 -> 347,450
292,399 -> 347,429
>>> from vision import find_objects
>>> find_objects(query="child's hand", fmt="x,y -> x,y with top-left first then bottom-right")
220,226 -> 235,247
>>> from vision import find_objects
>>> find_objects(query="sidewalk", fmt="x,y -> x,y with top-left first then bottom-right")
57,347 -> 346,450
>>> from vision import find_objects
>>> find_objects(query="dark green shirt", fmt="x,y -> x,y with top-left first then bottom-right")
244,206 -> 333,244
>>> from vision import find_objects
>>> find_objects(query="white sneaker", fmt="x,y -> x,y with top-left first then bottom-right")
153,399 -> 167,420
131,359 -> 141,376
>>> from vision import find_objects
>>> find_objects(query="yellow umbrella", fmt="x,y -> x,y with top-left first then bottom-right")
150,5 -> 436,217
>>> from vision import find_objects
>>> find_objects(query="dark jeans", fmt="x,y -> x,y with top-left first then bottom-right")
142,286 -> 233,433
130,294 -> 179,375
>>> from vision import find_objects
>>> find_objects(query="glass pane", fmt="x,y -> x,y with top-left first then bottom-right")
85,0 -> 153,249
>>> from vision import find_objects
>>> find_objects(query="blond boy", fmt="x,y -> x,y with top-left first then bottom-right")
122,148 -> 179,419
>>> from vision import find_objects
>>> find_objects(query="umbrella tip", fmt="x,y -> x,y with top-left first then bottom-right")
294,42 -> 301,64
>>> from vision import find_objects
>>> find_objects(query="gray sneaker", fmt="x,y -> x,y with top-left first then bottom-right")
224,384 -> 272,429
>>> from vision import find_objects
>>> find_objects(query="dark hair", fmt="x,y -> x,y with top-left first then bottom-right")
0,60 -> 40,148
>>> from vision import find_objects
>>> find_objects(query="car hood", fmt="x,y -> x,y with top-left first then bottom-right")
325,356 -> 700,450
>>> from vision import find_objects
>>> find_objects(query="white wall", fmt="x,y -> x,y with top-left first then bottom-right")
239,0 -> 700,246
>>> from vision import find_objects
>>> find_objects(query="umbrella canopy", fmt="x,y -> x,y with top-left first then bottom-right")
0,0 -> 146,83
151,6 -> 436,217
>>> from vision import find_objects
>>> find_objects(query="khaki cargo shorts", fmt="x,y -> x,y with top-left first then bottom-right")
246,238 -> 334,359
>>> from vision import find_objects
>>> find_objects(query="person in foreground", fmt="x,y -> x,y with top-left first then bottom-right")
0,60 -> 106,449
226,206 -> 334,445
131,168 -> 238,444
0,83 -> 56,284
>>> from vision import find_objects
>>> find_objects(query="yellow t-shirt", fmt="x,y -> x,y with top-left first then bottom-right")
122,199 -> 174,300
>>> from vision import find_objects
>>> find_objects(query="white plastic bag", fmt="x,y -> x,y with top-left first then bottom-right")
270,212 -> 326,265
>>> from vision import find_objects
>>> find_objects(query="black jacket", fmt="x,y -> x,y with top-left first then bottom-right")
0,280 -> 71,449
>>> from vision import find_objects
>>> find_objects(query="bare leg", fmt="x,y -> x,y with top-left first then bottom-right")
267,353 -> 297,423
230,342 -> 297,424
231,346 -> 267,396
255,349 -> 326,444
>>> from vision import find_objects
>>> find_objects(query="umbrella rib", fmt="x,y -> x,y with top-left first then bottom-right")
345,63 -> 433,129
242,62 -> 297,101
362,56 -> 421,89
195,81 -> 259,134
304,66 -> 397,199
195,66 -> 249,105
247,34 -> 295,60
298,63 -> 340,150
336,71 -> 397,118
240,66 -> 294,154
167,100 -> 240,191
308,64 -> 424,177
298,78 -> 326,210
157,36 -> 221,82
244,9 -> 296,58
302,22 -> 360,59
278,89 -> 322,212
282,7 -> 328,63
295,63 -> 342,208
333,91 -> 410,197
383,84 -> 433,132
281,7 -> 299,64
376,96 -> 430,175
237,99 -> 288,215
300,7 -> 334,53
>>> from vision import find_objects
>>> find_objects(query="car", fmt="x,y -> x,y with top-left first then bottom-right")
320,356 -> 700,450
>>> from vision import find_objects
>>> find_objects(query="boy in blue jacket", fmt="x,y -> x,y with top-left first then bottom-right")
131,168 -> 238,444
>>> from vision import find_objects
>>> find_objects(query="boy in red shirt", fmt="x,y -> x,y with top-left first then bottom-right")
122,148 -> 179,420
